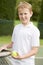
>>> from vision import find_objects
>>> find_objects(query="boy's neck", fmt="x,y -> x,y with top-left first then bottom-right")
22,21 -> 30,26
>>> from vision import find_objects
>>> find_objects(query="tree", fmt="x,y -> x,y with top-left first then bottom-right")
0,0 -> 16,20
38,0 -> 43,38
0,0 -> 16,35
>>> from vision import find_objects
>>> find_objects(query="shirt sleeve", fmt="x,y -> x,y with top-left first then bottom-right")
31,28 -> 40,47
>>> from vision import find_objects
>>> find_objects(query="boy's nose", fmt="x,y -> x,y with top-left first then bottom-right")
22,14 -> 25,18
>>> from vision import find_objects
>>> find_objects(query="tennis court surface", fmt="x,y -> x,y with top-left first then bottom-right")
35,46 -> 43,65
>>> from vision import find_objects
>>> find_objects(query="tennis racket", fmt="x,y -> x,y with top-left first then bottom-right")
0,49 -> 11,58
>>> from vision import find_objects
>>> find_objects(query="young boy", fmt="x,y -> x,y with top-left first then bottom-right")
0,1 -> 40,65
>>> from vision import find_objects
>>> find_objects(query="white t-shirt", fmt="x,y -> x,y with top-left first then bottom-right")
8,22 -> 40,65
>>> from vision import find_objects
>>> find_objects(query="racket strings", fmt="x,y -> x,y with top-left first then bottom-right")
0,58 -> 9,65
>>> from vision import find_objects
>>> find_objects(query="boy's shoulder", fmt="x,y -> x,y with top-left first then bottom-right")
30,22 -> 39,30
15,24 -> 22,28
33,24 -> 39,31
14,24 -> 22,30
32,23 -> 40,34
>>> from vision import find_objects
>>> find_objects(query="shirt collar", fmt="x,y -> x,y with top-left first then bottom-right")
22,22 -> 33,27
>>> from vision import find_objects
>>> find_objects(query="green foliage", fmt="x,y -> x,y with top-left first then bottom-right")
0,19 -> 14,35
0,0 -> 16,35
38,0 -> 43,22
38,23 -> 43,39
0,0 -> 16,20
38,0 -> 43,39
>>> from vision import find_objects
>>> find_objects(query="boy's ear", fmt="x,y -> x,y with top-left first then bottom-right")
30,11 -> 33,17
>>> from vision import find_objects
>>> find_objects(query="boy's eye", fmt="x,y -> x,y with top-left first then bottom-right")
19,13 -> 28,15
19,13 -> 23,15
20,13 -> 27,15
24,13 -> 27,15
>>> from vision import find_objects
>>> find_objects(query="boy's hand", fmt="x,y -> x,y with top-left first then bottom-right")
12,55 -> 23,60
0,46 -> 7,52
11,51 -> 23,60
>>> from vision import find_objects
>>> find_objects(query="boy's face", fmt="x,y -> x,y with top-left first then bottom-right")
18,8 -> 32,25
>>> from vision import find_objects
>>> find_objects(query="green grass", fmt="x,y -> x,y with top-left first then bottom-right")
14,20 -> 21,26
0,36 -> 11,45
0,20 -> 43,45
40,39 -> 43,45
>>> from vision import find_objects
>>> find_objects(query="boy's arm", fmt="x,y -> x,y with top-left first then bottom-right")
21,47 -> 39,59
0,42 -> 13,51
7,42 -> 13,48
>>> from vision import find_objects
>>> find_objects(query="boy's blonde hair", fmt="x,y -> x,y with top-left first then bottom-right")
17,1 -> 32,12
